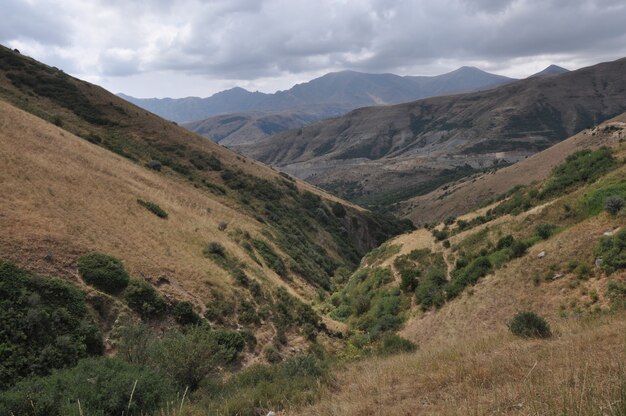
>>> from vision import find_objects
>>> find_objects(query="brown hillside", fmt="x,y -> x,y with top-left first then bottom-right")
401,112 -> 626,225
240,57 -> 626,210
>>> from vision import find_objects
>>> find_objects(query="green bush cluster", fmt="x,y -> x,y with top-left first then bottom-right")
199,354 -> 328,415
252,238 -> 287,277
595,229 -> 626,274
124,279 -> 167,319
540,148 -> 617,198
172,301 -> 201,326
0,261 -> 102,389
0,357 -> 175,416
376,334 -> 417,356
509,311 -> 551,338
78,252 -> 130,294
137,199 -> 168,218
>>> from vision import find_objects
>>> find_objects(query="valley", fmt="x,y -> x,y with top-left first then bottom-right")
1,43 -> 626,416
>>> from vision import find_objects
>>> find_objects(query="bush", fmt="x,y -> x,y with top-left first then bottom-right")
264,345 -> 282,363
151,326 -> 244,390
124,279 -> 166,319
205,241 -> 226,257
535,223 -> 556,240
331,202 -> 347,218
510,240 -> 528,258
377,334 -> 417,356
0,261 -> 103,389
77,252 -> 130,294
172,301 -> 201,326
604,196 -> 625,216
399,268 -> 419,292
137,199 -> 168,218
0,358 -> 175,416
146,159 -> 162,171
595,229 -> 626,274
509,311 -> 551,338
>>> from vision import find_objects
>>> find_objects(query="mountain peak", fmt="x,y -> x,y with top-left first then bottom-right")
530,64 -> 569,78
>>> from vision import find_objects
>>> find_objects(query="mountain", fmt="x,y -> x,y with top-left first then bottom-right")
182,111 -> 320,146
0,45 -> 410,362
398,112 -> 626,225
121,67 -> 516,123
240,57 -> 626,211
530,64 -> 570,77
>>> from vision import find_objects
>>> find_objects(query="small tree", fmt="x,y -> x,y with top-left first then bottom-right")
604,196 -> 625,216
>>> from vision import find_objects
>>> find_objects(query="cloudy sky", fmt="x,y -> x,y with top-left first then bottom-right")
3,0 -> 626,98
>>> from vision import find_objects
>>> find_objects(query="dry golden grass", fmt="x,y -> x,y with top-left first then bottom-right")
0,100 -> 306,313
297,312 -> 626,416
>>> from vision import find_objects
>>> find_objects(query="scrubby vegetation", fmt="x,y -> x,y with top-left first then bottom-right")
595,229 -> 626,275
509,311 -> 552,338
0,262 -> 102,389
124,279 -> 167,319
0,357 -> 174,416
137,199 -> 168,218
78,252 -> 130,294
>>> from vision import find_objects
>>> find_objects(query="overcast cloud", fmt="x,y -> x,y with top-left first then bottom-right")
2,0 -> 626,97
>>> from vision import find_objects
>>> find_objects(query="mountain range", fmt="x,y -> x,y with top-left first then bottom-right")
237,58 -> 625,214
120,66 -> 516,124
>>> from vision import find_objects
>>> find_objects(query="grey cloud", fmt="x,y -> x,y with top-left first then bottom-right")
0,0 -> 72,45
3,0 -> 626,96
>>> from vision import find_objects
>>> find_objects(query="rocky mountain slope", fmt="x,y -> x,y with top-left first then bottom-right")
182,110 -> 319,146
241,57 -> 626,209
121,67 -> 514,124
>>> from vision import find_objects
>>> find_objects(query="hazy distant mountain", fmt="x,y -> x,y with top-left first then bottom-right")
119,67 -> 516,123
240,57 -> 626,209
183,111 -> 320,146
529,64 -> 570,78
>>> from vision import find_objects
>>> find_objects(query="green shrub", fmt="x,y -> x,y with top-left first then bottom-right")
264,345 -> 282,363
377,334 -> 417,356
331,202 -> 347,217
605,196 -> 625,216
595,229 -> 626,274
137,199 -> 168,218
535,223 -> 556,240
151,326 -> 244,390
399,268 -> 420,292
510,240 -> 528,258
432,229 -> 449,241
509,311 -> 551,338
540,148 -> 617,198
205,241 -> 226,257
415,267 -> 446,309
77,252 -> 130,294
172,301 -> 201,326
252,239 -> 287,277
0,261 -> 103,389
0,357 -> 175,416
124,279 -> 166,319
199,355 -> 327,415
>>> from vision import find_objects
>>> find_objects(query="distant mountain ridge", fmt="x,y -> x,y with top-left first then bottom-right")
530,64 -> 570,78
238,58 -> 626,210
119,67 -> 516,123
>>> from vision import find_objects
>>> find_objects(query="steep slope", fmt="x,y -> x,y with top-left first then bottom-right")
122,67 -> 515,124
242,57 -> 626,209
400,113 -> 626,225
182,111 -> 319,146
0,45 -> 410,350
294,132 -> 626,414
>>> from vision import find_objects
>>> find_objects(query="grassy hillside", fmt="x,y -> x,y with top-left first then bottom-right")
291,136 -> 626,414
0,45 -> 412,366
241,57 -> 626,210
400,113 -> 626,225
